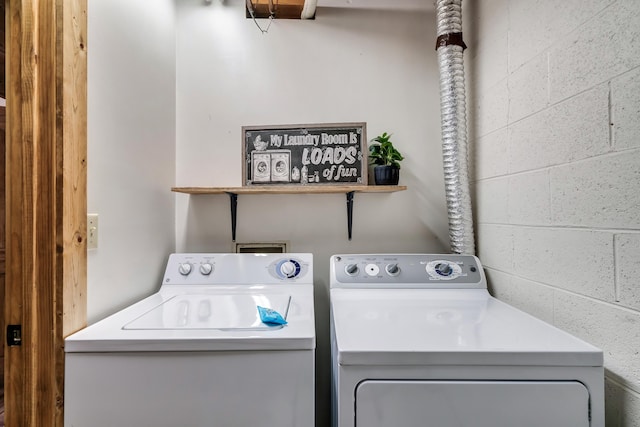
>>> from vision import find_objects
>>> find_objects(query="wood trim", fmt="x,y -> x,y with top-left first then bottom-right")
5,0 -> 87,425
0,2 -> 5,99
246,0 -> 308,19
59,0 -> 88,339
172,185 -> 407,195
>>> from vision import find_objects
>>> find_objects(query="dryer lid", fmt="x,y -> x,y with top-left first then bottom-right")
331,288 -> 602,367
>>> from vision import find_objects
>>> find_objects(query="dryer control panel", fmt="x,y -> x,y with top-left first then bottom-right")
330,254 -> 485,289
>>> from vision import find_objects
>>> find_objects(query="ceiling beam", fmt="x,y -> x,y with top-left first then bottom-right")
246,0 -> 316,19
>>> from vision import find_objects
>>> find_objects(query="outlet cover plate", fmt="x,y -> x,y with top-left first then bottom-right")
87,214 -> 98,250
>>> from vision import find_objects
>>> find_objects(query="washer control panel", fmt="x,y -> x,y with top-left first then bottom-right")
331,254 -> 485,289
163,253 -> 313,285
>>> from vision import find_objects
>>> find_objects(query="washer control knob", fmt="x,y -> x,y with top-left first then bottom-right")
280,261 -> 296,276
385,263 -> 400,276
178,262 -> 192,276
435,262 -> 453,276
345,264 -> 359,276
278,260 -> 301,279
199,263 -> 213,275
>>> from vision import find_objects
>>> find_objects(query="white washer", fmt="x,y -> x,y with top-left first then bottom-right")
330,254 -> 604,427
65,253 -> 315,427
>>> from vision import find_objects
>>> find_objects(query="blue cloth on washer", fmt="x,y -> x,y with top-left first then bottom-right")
257,306 -> 287,326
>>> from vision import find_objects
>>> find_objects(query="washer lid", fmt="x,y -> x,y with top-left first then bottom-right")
123,294 -> 292,331
331,288 -> 602,367
65,286 -> 315,352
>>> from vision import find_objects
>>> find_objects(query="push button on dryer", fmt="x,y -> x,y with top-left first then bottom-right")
365,264 -> 380,276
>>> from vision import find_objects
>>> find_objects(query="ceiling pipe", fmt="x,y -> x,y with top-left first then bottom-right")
301,0 -> 318,18
435,0 -> 476,255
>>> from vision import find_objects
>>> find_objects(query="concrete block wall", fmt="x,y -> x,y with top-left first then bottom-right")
465,0 -> 640,424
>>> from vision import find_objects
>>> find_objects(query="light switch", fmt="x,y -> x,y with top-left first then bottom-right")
87,214 -> 98,250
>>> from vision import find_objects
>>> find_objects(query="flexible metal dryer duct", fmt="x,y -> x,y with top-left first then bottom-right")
435,0 -> 476,255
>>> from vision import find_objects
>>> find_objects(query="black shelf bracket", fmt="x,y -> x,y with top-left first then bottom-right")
224,190 -> 360,241
346,191 -> 355,240
226,192 -> 238,241
173,186 -> 406,243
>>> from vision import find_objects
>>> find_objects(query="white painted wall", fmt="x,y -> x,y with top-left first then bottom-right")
466,0 -> 640,424
174,1 -> 447,424
175,2 -> 447,247
87,0 -> 177,323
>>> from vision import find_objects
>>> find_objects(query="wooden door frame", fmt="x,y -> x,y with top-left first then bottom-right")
5,0 -> 87,425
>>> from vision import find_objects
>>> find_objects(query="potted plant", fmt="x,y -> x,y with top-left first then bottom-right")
369,132 -> 404,185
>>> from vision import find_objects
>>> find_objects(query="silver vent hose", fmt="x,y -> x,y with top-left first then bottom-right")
436,0 -> 475,255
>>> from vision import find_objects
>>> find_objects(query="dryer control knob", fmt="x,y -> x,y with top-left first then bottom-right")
345,264 -> 359,276
178,262 -> 192,276
385,263 -> 400,276
199,263 -> 213,275
435,262 -> 452,276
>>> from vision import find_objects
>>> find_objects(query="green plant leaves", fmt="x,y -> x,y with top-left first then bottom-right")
369,132 -> 404,168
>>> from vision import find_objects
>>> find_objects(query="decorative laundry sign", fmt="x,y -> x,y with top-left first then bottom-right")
242,123 -> 367,186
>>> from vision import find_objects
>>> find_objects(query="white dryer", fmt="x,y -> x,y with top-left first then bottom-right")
330,254 -> 604,427
65,253 -> 315,427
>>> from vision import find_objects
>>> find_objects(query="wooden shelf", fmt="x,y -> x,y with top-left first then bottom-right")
172,185 -> 407,241
171,185 -> 407,195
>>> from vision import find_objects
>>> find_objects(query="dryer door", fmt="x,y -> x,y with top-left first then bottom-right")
355,380 -> 590,427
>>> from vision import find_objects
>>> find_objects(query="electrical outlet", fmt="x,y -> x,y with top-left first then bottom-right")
87,214 -> 99,250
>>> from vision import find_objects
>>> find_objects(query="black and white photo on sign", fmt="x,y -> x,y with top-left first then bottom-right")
242,123 -> 367,186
